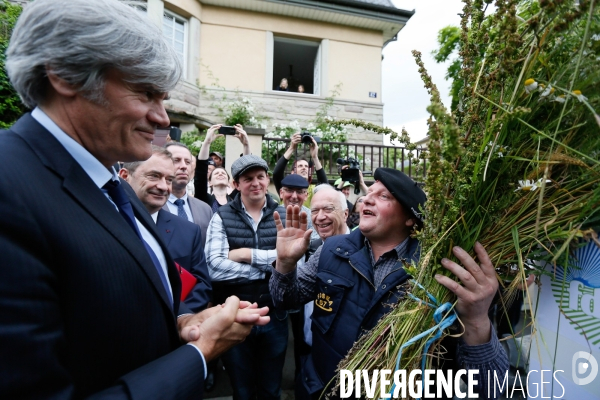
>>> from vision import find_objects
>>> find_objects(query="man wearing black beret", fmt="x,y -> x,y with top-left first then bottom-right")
270,168 -> 508,399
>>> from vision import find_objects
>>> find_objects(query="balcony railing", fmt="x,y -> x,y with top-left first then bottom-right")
261,137 -> 427,183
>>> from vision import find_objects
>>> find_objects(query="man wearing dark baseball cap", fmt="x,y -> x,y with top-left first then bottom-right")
205,154 -> 289,399
271,167 -> 508,398
209,151 -> 224,168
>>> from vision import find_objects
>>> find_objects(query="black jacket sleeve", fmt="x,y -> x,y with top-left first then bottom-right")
315,166 -> 328,186
273,155 -> 289,194
194,159 -> 211,207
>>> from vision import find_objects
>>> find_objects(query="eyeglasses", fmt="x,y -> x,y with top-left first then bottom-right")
282,187 -> 308,195
310,206 -> 337,215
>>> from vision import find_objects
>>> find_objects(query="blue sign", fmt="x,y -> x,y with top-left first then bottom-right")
369,92 -> 377,98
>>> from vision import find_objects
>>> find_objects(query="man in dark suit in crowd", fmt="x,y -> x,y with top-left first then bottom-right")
120,146 -> 212,312
0,0 -> 268,399
164,142 -> 213,241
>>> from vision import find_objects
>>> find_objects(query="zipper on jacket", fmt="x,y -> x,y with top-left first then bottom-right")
379,259 -> 407,285
348,260 -> 376,290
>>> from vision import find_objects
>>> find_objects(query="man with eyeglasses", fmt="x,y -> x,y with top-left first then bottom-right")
292,184 -> 351,399
279,174 -> 317,237
270,168 -> 508,399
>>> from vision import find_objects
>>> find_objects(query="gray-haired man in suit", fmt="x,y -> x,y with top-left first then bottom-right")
0,0 -> 268,398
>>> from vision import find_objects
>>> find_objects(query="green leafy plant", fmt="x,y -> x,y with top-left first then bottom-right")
332,1 -> 600,398
0,0 -> 27,129
179,129 -> 225,157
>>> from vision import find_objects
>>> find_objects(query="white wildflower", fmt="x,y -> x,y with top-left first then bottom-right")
515,178 -> 551,192
572,90 -> 587,102
524,78 -> 538,94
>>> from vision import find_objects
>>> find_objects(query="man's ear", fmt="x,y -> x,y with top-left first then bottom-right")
405,218 -> 415,228
279,188 -> 284,199
232,180 -> 240,190
118,168 -> 130,181
46,69 -> 79,98
343,209 -> 349,222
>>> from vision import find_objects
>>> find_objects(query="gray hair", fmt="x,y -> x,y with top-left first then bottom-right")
123,146 -> 172,174
6,0 -> 182,108
312,184 -> 347,211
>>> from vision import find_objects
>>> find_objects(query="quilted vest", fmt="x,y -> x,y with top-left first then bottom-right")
213,194 -> 286,308
217,193 -> 285,251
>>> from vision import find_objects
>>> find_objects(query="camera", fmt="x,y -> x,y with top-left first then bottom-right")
337,157 -> 361,193
300,131 -> 321,144
219,126 -> 237,135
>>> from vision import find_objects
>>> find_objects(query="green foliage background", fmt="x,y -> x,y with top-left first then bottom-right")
0,0 -> 27,129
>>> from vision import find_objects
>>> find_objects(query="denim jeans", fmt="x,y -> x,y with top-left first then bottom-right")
221,310 -> 288,400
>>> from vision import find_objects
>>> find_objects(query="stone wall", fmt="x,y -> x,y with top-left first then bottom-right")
166,85 -> 385,145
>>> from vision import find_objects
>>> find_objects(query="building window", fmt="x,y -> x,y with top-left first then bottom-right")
163,10 -> 187,78
273,36 -> 321,95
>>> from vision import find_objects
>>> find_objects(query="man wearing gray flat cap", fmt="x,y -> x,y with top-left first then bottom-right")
205,154 -> 289,400
270,167 -> 509,399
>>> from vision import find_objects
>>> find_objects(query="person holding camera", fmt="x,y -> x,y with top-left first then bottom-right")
273,132 -> 328,207
335,164 -> 369,210
195,124 -> 250,211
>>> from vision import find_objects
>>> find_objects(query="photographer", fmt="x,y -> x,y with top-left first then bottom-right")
195,124 -> 250,210
273,132 -> 328,207
336,162 -> 369,210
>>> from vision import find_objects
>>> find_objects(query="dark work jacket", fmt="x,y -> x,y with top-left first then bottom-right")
213,193 -> 286,308
302,229 -> 420,396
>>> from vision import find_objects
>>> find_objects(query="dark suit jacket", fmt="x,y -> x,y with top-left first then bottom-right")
162,196 -> 212,242
155,209 -> 212,312
0,114 -> 204,399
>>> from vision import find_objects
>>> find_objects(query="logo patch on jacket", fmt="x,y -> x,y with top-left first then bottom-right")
315,292 -> 333,312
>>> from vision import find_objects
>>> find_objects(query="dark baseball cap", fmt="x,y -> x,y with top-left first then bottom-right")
373,168 -> 426,224
231,155 -> 269,180
281,174 -> 309,189
209,151 -> 224,160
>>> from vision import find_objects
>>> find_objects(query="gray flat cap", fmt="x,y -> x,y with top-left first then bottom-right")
231,155 -> 269,180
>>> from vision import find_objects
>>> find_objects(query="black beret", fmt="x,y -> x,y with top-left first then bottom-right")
373,168 -> 426,224
281,174 -> 309,189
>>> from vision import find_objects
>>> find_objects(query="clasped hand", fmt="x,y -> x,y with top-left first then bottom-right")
178,296 -> 270,361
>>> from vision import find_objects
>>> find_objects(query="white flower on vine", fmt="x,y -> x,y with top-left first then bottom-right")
552,95 -> 566,103
192,140 -> 202,148
242,97 -> 250,103
260,123 -> 267,130
290,120 -> 300,130
514,178 -> 551,192
485,141 -> 509,157
496,145 -> 509,157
